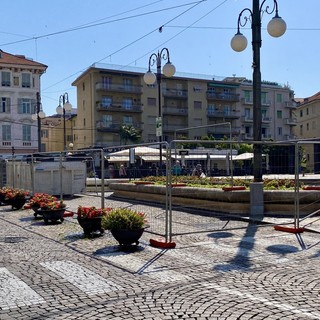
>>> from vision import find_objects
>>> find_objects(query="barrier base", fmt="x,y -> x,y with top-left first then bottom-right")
274,225 -> 304,233
150,238 -> 176,249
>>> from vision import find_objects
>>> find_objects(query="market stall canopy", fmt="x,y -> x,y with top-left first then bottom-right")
232,152 -> 254,160
106,146 -> 168,163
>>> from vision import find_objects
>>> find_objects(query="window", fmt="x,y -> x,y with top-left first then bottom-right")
193,86 -> 202,92
101,96 -> 112,107
102,115 -> 112,127
41,129 -> 49,138
18,98 -> 35,114
122,98 -> 133,110
277,127 -> 282,135
223,105 -> 231,116
1,71 -> 10,87
123,116 -> 133,125
123,78 -> 133,91
22,124 -> 31,141
307,123 -> 309,131
147,116 -> 156,125
300,124 -> 303,135
262,110 -> 267,119
300,110 -> 303,117
306,108 -> 309,115
2,125 -> 11,140
194,118 -> 202,127
208,104 -> 215,115
194,101 -> 202,109
277,110 -> 282,119
102,76 -> 112,89
261,92 -> 267,104
147,97 -> 156,106
21,73 -> 31,88
276,93 -> 282,103
0,97 -> 10,113
245,108 -> 251,119
243,90 -> 251,103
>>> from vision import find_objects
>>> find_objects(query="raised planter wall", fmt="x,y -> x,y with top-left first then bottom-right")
109,183 -> 320,216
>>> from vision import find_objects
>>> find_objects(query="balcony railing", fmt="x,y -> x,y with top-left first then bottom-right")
283,101 -> 297,109
207,110 -> 239,119
241,98 -> 271,106
284,118 -> 297,126
96,121 -> 142,132
206,92 -> 240,102
162,88 -> 188,98
162,106 -> 188,115
95,82 -> 142,93
163,124 -> 188,132
96,103 -> 142,113
242,115 -> 254,122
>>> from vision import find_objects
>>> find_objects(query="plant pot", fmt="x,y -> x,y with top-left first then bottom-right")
40,208 -> 66,224
77,217 -> 104,237
7,198 -> 27,210
110,228 -> 144,246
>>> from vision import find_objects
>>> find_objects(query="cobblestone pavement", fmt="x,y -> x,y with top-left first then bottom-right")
0,193 -> 320,319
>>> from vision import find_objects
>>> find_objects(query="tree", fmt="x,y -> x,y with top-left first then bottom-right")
119,125 -> 141,145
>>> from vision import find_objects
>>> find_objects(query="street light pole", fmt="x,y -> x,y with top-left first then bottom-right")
32,92 -> 46,152
144,48 -> 176,171
231,0 -> 286,182
56,93 -> 72,152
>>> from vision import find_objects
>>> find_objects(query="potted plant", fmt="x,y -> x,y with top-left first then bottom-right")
37,200 -> 67,224
102,207 -> 147,247
0,187 -> 29,210
29,193 -> 58,217
77,206 -> 110,237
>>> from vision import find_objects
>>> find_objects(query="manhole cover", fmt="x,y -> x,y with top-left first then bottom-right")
1,237 -> 28,243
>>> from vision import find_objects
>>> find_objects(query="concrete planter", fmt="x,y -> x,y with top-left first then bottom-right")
109,183 -> 320,216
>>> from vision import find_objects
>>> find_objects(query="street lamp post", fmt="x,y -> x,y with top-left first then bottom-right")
144,48 -> 176,171
231,0 -> 286,182
56,93 -> 72,152
31,92 -> 46,152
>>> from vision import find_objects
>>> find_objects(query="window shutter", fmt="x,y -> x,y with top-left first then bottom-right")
17,98 -> 22,114
31,99 -> 36,114
7,98 -> 11,113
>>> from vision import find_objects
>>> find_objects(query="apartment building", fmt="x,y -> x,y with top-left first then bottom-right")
0,50 -> 47,155
294,92 -> 320,173
40,113 -> 76,152
71,63 -> 296,150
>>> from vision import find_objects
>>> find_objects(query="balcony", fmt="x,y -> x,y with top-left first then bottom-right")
283,101 -> 297,109
283,118 -> 297,126
96,121 -> 142,132
262,116 -> 272,123
163,124 -> 188,133
206,92 -> 240,102
162,106 -> 188,116
207,110 -> 239,119
95,82 -> 142,93
162,88 -> 188,99
242,115 -> 254,122
241,98 -> 270,106
207,127 -> 240,136
284,134 -> 296,140
96,103 -> 142,113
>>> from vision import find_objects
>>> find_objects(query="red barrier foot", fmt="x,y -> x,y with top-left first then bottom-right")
63,210 -> 74,217
274,225 -> 304,233
150,238 -> 176,249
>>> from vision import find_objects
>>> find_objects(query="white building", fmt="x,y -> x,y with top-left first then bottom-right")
0,50 -> 47,155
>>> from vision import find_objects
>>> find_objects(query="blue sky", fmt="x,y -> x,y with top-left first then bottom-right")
0,0 -> 318,115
